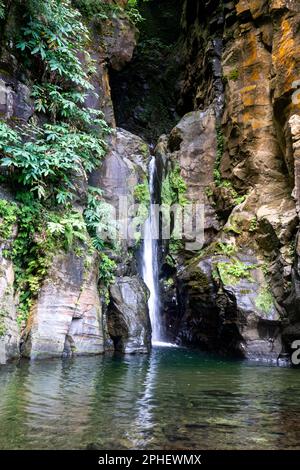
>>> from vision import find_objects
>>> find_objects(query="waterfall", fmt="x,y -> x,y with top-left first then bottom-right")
142,156 -> 162,344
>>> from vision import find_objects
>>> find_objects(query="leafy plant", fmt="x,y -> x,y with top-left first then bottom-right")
47,211 -> 87,250
31,84 -> 104,126
0,1 -> 5,19
0,199 -> 18,240
216,242 -> 236,256
134,180 -> 150,205
7,196 -> 55,325
249,217 -> 258,232
161,165 -> 187,206
84,186 -> 119,248
17,0 -> 92,90
99,253 -> 116,288
0,121 -> 108,202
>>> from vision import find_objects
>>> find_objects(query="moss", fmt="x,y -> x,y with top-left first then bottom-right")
169,238 -> 183,255
223,224 -> 242,235
139,143 -> 149,157
164,278 -> 174,288
189,269 -> 210,289
217,259 -> 254,285
215,242 -> 236,256
255,287 -> 274,317
227,68 -> 239,81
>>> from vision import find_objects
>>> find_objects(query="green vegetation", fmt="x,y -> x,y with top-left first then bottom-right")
249,217 -> 258,232
169,238 -> 183,255
216,241 -> 236,256
0,122 -> 108,203
134,180 -> 150,205
161,165 -> 187,206
0,313 -> 6,336
0,0 -> 121,326
217,259 -> 254,285
73,0 -> 144,24
161,166 -> 187,255
84,186 -> 119,250
255,287 -> 274,317
227,68 -> 239,81
0,199 -> 18,240
0,1 -> 4,19
99,253 -> 117,288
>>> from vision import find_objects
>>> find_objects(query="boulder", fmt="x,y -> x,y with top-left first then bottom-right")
107,276 -> 151,353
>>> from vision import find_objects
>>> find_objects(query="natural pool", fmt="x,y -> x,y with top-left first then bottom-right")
0,346 -> 300,450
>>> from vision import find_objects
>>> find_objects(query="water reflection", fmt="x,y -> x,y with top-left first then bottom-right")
0,348 -> 300,449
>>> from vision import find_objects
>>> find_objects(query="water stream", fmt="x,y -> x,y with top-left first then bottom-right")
142,156 -> 163,344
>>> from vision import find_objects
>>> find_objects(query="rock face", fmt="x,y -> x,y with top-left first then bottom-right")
108,276 -> 151,354
157,107 -> 220,248
177,250 -> 282,361
0,75 -> 34,121
158,0 -> 300,362
1,0 -> 300,364
0,0 -> 151,360
0,235 -> 19,364
109,0 -> 183,142
85,7 -> 138,126
90,128 -> 152,349
22,250 -> 104,359
90,128 -> 149,221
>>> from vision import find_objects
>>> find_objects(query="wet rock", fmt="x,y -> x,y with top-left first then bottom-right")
160,108 -> 220,249
176,250 -> 282,361
22,249 -> 104,360
0,74 -> 34,121
107,276 -> 151,353
83,8 -> 138,126
0,219 -> 19,364
90,128 -> 150,252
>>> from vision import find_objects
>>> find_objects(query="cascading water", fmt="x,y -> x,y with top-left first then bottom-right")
142,156 -> 162,344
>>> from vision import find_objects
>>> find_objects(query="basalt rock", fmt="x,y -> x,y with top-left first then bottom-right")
107,276 -> 151,354
176,250 -> 282,361
90,128 -> 150,255
21,249 -> 104,360
0,223 -> 19,365
161,0 -> 300,361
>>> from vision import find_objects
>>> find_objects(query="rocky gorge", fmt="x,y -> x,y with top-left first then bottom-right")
0,0 -> 300,368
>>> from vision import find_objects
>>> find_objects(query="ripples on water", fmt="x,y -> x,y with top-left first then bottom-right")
0,347 -> 300,450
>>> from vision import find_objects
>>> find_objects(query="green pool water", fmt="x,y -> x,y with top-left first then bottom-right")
0,346 -> 300,450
